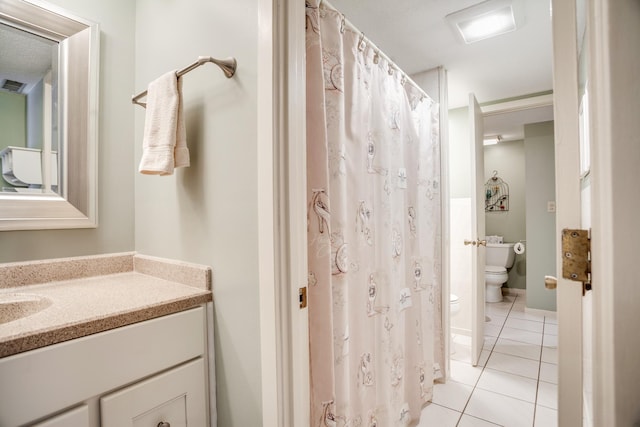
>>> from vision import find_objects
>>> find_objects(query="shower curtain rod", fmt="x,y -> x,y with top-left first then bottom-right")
132,55 -> 237,107
318,0 -> 433,103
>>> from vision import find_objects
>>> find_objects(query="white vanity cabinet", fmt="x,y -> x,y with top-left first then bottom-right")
0,306 -> 211,427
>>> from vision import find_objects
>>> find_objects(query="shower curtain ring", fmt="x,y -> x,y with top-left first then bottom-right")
388,64 -> 394,76
358,33 -> 366,51
340,14 -> 346,33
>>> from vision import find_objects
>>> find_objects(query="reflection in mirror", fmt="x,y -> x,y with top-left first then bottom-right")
0,22 -> 59,194
0,0 -> 99,230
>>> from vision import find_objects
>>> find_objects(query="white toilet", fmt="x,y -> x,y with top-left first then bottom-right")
485,243 -> 516,302
450,294 -> 460,316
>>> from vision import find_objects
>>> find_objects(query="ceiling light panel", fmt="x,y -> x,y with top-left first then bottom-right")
446,0 -> 523,44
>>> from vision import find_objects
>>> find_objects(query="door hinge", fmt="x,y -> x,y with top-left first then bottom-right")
561,228 -> 591,294
299,286 -> 308,309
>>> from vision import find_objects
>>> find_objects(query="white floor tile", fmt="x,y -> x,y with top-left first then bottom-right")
484,323 -> 503,337
500,327 -> 543,346
486,352 -> 540,380
493,337 -> 542,361
451,341 -> 472,363
477,369 -> 538,403
465,388 -> 535,427
537,381 -> 558,410
450,359 -> 484,386
539,362 -> 558,384
541,346 -> 558,364
478,349 -> 491,367
454,334 -> 473,346
488,298 -> 514,309
417,403 -> 461,427
510,302 -> 526,313
507,310 -> 545,323
486,305 -> 512,317
544,313 -> 558,324
483,336 -> 497,350
458,414 -> 502,427
534,405 -> 558,427
544,323 -> 558,335
505,317 -> 544,333
432,380 -> 474,411
543,334 -> 558,348
485,313 -> 507,327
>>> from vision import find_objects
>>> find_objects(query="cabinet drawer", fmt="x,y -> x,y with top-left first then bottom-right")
30,405 -> 89,427
101,358 -> 207,427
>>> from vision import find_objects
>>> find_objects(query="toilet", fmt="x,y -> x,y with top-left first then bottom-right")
450,294 -> 460,316
485,242 -> 515,303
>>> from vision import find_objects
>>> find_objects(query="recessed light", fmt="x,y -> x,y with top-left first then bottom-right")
446,0 -> 522,44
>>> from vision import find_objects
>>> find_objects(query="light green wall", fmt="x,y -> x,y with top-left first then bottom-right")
484,140 -> 527,289
0,91 -> 26,147
524,121 -> 557,311
0,91 -> 26,189
134,1 -> 262,425
0,0 -> 136,261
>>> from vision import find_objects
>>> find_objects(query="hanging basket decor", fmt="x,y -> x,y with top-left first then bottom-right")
485,170 -> 509,212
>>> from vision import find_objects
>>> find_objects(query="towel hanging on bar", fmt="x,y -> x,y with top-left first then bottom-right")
132,55 -> 237,107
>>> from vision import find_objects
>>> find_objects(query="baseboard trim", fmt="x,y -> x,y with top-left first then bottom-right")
503,287 -> 526,296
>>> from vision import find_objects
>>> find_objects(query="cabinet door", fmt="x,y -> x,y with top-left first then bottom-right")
31,405 -> 89,427
100,358 -> 207,427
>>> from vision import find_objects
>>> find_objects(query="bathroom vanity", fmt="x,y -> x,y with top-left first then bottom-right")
0,253 -> 214,427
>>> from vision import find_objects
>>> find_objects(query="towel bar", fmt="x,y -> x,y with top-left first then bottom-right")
132,56 -> 237,107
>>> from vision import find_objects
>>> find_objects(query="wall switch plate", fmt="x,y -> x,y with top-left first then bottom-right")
547,201 -> 556,212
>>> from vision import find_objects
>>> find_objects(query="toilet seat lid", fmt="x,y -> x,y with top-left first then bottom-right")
486,265 -> 507,274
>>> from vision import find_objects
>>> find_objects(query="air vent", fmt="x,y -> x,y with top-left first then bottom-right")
1,79 -> 26,93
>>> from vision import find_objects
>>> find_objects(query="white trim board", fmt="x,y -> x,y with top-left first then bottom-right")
482,93 -> 554,116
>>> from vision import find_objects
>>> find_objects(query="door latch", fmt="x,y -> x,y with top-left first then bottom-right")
561,228 -> 591,294
299,286 -> 308,309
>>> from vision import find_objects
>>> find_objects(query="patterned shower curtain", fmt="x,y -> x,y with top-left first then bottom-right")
306,2 -> 445,426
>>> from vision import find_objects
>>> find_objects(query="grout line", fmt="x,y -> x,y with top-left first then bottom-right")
454,294 -> 516,426
531,310 -> 548,426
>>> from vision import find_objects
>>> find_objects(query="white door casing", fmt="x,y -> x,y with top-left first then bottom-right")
469,94 -> 486,366
258,0 -> 310,426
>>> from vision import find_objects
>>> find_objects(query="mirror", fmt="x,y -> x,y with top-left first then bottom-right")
0,0 -> 99,230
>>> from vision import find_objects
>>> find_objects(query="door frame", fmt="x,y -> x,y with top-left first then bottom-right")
469,93 -> 486,366
258,0 -> 309,426
586,0 -> 640,425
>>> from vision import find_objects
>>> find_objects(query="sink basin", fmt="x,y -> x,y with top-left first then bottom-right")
0,293 -> 52,324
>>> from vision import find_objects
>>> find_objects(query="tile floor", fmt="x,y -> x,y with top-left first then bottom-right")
418,294 -> 558,427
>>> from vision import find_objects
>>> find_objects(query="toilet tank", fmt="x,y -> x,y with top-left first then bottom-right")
486,243 -> 515,268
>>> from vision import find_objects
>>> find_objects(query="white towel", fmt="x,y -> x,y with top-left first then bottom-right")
138,71 -> 190,175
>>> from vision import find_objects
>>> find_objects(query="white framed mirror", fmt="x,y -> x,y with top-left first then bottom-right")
0,0 -> 99,230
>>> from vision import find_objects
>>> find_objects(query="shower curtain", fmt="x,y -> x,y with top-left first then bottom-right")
306,2 -> 445,426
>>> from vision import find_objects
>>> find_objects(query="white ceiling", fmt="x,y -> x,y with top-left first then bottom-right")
0,23 -> 56,94
328,0 -> 554,139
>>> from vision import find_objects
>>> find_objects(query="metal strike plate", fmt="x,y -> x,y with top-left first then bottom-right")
561,229 -> 591,283
299,287 -> 307,309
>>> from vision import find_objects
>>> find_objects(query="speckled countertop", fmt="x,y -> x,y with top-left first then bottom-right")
0,252 -> 212,358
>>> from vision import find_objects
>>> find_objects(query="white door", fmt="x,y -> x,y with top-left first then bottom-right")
551,0 -> 587,424
468,93 -> 486,366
